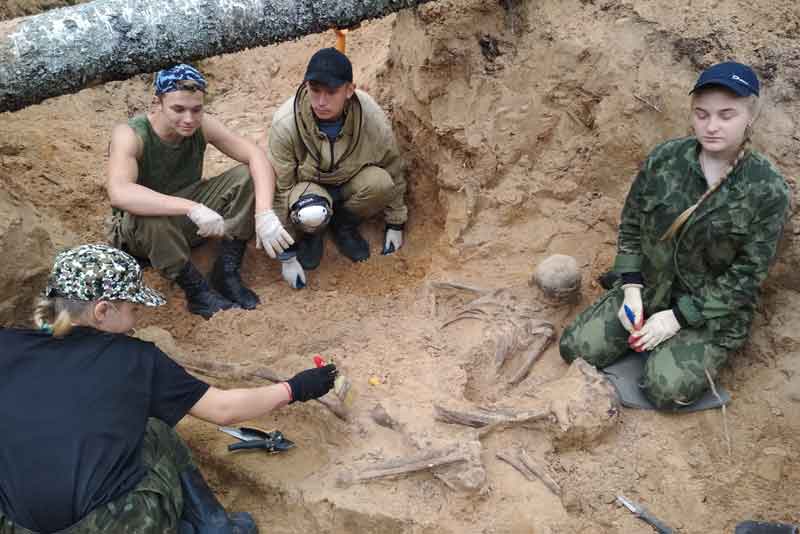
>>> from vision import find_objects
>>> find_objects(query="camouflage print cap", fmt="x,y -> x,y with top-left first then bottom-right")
44,244 -> 166,306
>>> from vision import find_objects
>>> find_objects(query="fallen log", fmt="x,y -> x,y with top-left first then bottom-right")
0,0 -> 439,112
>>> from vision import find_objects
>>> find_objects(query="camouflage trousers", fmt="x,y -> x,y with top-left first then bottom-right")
559,286 -> 730,409
0,419 -> 192,534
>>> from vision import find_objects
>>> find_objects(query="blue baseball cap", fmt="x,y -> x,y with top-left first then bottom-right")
304,48 -> 353,88
690,61 -> 759,97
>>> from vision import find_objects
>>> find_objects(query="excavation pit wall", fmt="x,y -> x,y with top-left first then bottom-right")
1,0 -> 800,533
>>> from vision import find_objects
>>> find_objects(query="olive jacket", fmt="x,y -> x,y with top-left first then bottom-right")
613,137 -> 790,349
268,86 -> 408,232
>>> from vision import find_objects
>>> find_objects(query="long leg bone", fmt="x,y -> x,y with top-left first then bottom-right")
506,325 -> 556,386
434,404 -> 552,430
336,445 -> 472,486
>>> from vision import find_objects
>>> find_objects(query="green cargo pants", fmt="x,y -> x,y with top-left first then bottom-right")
0,419 -> 192,534
112,165 -> 256,280
559,286 -> 730,409
286,165 -> 395,233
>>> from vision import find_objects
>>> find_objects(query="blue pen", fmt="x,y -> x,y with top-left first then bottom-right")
624,304 -> 636,326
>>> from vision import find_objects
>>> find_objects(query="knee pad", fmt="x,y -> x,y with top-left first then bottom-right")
290,194 -> 332,234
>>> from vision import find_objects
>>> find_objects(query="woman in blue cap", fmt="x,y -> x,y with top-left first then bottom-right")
0,244 -> 337,533
559,62 -> 790,409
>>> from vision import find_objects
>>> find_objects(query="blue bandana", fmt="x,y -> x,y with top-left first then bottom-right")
154,64 -> 207,96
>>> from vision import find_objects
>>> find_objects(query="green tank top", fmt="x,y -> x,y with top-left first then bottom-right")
128,115 -> 206,195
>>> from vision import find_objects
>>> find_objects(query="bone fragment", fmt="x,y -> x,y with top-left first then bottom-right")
496,448 -> 561,496
429,281 -> 488,294
519,448 -> 562,496
369,403 -> 401,430
337,445 -> 470,486
434,404 -> 552,432
506,327 -> 555,385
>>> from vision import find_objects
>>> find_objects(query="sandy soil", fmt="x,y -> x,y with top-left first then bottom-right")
1,1 -> 799,533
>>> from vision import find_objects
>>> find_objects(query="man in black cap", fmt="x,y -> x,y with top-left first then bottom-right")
261,47 -> 408,288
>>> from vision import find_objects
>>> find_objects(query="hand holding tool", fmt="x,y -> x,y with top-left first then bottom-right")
287,363 -> 337,402
314,355 -> 353,406
618,284 -> 644,333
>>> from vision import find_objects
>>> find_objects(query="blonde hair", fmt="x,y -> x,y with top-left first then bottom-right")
33,298 -> 93,338
660,93 -> 759,241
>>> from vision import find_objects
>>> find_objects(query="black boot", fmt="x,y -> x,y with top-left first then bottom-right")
176,262 -> 237,319
179,467 -> 258,534
735,521 -> 799,534
296,232 -> 325,270
210,240 -> 260,310
331,207 -> 369,262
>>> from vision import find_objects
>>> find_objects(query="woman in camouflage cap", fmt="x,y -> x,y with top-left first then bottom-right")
559,62 -> 790,409
0,244 -> 337,533
34,243 -> 166,337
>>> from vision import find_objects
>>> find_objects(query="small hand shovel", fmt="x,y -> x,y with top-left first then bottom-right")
218,426 -> 295,453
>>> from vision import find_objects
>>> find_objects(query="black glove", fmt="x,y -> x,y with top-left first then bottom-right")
286,364 -> 337,403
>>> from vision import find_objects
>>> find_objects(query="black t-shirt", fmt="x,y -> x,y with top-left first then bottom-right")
0,327 -> 210,533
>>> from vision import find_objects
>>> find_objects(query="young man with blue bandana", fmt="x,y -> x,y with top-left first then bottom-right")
107,64 -> 293,318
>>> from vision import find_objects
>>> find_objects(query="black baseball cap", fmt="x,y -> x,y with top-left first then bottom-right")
304,48 -> 353,88
690,61 -> 759,97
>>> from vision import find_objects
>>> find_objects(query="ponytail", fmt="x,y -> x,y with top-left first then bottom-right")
32,297 -> 92,338
660,138 -> 751,241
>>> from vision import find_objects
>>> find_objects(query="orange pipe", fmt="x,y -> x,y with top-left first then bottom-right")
334,29 -> 348,53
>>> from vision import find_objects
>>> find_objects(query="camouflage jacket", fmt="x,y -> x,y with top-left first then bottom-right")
268,86 -> 407,230
613,137 -> 790,349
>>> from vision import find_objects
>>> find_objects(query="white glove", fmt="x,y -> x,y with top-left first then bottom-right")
630,310 -> 681,352
187,204 -> 225,238
280,254 -> 306,289
381,227 -> 404,255
617,284 -> 644,333
255,209 -> 294,259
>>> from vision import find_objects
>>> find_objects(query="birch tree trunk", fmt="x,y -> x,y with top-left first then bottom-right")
0,0 -> 436,112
